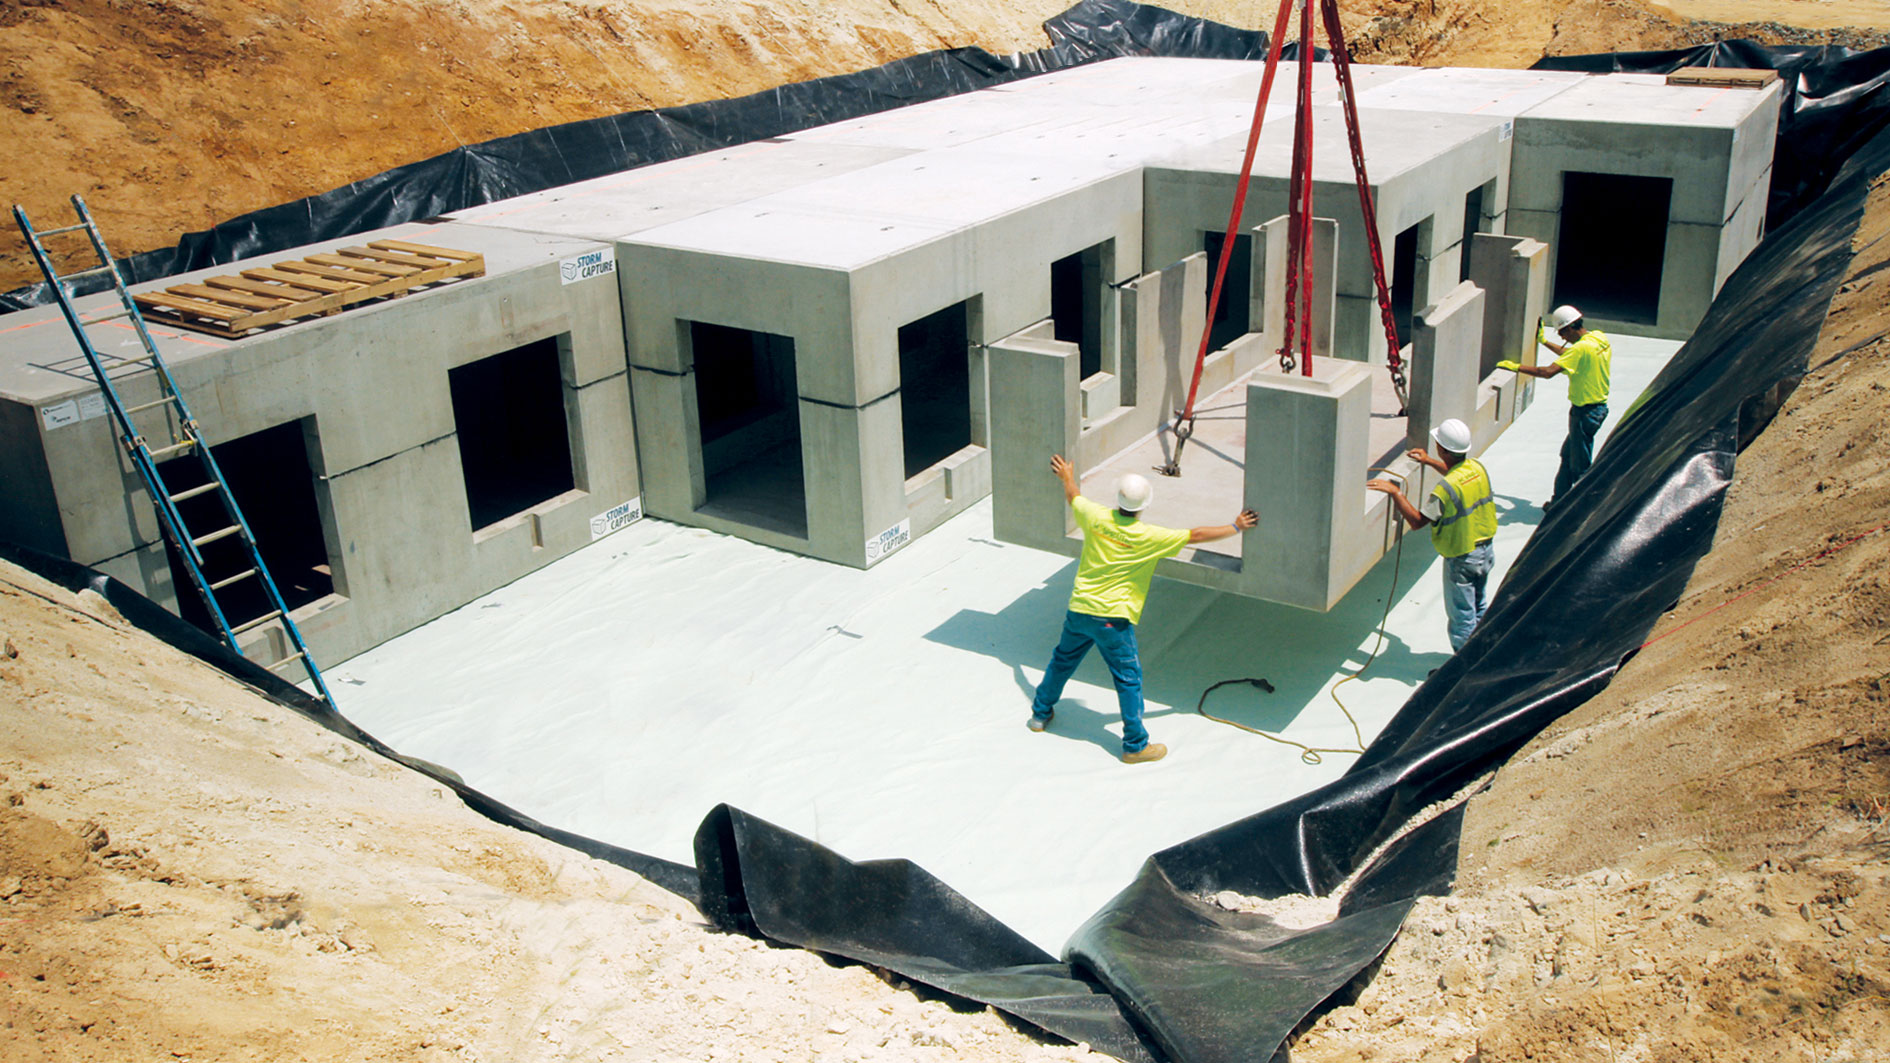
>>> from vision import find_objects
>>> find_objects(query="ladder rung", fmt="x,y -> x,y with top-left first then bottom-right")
81,309 -> 132,326
191,524 -> 242,548
265,651 -> 309,673
57,265 -> 113,283
231,611 -> 284,637
37,222 -> 91,237
147,440 -> 196,460
168,482 -> 220,503
125,395 -> 180,415
209,568 -> 258,591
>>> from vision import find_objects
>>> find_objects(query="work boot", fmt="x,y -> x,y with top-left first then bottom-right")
1121,743 -> 1167,764
1027,712 -> 1052,733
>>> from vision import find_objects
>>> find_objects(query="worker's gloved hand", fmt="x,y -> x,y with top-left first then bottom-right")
1497,360 -> 1521,372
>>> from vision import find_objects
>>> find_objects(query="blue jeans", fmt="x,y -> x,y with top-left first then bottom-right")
1553,401 -> 1609,502
1442,541 -> 1495,651
1031,611 -> 1149,752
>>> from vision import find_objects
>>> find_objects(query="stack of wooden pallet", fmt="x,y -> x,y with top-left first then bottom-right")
132,240 -> 486,338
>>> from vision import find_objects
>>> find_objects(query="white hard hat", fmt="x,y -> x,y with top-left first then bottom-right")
1549,305 -> 1583,330
1430,418 -> 1472,454
1117,473 -> 1154,512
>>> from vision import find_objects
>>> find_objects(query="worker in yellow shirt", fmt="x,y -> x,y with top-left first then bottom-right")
1368,418 -> 1498,650
1029,455 -> 1256,764
1497,303 -> 1611,511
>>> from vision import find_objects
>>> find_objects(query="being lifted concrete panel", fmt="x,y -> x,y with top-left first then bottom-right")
0,220 -> 640,668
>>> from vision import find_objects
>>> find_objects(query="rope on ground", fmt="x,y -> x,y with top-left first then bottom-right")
1195,469 -> 1410,763
1639,521 -> 1887,650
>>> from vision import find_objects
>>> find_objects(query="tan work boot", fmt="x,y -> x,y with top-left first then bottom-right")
1121,743 -> 1167,764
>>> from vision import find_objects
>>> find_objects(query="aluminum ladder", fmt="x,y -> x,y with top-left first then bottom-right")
12,194 -> 336,707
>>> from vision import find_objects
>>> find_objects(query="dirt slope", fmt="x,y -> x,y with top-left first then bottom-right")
1288,171 -> 1890,1063
0,560 -> 1109,1063
7,0 -> 1889,296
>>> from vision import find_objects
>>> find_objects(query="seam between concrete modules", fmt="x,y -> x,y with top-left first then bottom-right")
572,368 -> 629,391
321,431 -> 458,482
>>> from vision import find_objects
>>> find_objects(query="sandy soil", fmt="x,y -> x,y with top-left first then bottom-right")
6,0 -> 1889,294
1286,170 -> 1890,1063
0,561 -> 1112,1062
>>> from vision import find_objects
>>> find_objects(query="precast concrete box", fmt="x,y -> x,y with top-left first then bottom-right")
1145,103 -> 1515,367
1507,73 -> 1783,338
614,148 -> 1146,569
0,221 -> 640,668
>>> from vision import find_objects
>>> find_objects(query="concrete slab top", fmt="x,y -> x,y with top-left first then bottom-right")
0,220 -> 608,405
1150,104 -> 1501,184
448,139 -> 919,241
1516,72 -> 1781,129
1352,65 -> 1588,118
619,147 -> 1132,269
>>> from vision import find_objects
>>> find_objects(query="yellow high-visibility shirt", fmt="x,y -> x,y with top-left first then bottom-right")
1067,496 -> 1190,624
1423,459 -> 1498,558
1554,330 -> 1613,407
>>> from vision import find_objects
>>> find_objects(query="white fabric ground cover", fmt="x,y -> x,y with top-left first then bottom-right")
333,335 -> 1680,954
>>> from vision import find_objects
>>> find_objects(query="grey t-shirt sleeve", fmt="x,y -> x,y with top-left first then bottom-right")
1419,488 -> 1447,523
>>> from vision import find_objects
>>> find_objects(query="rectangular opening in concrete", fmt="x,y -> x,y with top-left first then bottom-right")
1391,221 -> 1422,348
1051,241 -> 1112,380
898,300 -> 974,479
158,418 -> 336,631
1555,172 -> 1670,325
1202,231 -> 1252,352
448,336 -> 576,531
1460,183 -> 1489,283
690,322 -> 808,538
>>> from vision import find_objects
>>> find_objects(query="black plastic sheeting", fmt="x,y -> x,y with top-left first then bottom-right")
1060,121 -> 1890,1063
0,0 -> 1272,314
7,17 -> 1890,1063
1535,40 -> 1890,227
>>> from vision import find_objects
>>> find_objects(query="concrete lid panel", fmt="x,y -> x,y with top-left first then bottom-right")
1150,105 -> 1501,184
621,148 -> 1133,271
0,220 -> 609,406
447,140 -> 919,241
1517,72 -> 1778,128
1352,66 -> 1587,117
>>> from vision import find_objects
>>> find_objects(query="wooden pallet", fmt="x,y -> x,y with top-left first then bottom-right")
1666,68 -> 1779,90
132,240 -> 486,339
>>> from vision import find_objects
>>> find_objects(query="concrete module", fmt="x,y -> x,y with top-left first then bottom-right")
0,221 -> 638,666
0,57 -> 1782,664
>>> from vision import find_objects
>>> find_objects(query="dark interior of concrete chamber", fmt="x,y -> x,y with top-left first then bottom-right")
1051,240 -> 1111,379
897,300 -> 973,479
1202,230 -> 1253,352
160,418 -> 334,631
1555,171 -> 1671,326
1460,184 -> 1487,283
448,335 -> 577,530
690,321 -> 808,538
1391,221 -> 1421,347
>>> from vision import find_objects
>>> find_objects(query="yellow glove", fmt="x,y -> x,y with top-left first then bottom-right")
1497,360 -> 1521,372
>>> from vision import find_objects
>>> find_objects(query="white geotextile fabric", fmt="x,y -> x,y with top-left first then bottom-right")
333,335 -> 1680,953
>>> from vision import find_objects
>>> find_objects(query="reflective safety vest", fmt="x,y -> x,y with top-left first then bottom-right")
1429,458 -> 1498,558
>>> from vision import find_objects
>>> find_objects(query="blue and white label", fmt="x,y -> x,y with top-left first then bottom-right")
589,496 -> 643,540
864,518 -> 911,565
1498,120 -> 1514,142
560,248 -> 616,285
39,393 -> 107,431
